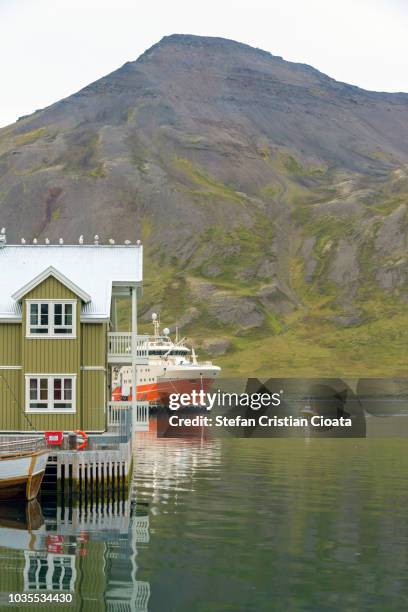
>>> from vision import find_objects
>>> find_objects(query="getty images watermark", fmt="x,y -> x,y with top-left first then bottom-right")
159,378 -> 408,438
168,389 -> 282,411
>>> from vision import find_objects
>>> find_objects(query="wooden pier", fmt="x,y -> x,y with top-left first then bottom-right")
0,401 -> 149,497
47,438 -> 133,497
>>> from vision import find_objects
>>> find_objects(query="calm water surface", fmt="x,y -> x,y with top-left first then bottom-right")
1,426 -> 408,611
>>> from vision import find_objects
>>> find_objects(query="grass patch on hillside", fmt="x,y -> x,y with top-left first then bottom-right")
274,149 -> 327,178
174,157 -> 246,204
195,220 -> 275,291
58,129 -> 104,176
88,165 -> 106,178
15,128 -> 46,146
214,309 -> 408,377
123,243 -> 408,378
367,193 -> 408,215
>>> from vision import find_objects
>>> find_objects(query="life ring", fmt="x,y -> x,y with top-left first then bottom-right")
74,430 -> 88,450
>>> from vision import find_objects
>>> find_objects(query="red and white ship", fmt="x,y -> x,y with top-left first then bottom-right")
112,314 -> 221,405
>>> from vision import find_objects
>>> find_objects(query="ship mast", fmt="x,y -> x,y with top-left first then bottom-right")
152,313 -> 160,337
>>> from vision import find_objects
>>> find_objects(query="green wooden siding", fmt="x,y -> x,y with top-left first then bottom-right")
81,323 -> 107,367
21,276 -> 82,431
23,339 -> 80,373
0,324 -> 21,365
0,275 -> 108,432
25,403 -> 79,432
22,276 -> 81,374
24,275 -> 78,300
82,370 -> 106,431
0,369 -> 22,430
81,323 -> 107,430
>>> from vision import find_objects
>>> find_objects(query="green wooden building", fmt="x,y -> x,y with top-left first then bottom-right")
0,233 -> 146,433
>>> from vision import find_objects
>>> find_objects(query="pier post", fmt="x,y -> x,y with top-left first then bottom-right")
131,286 -> 138,437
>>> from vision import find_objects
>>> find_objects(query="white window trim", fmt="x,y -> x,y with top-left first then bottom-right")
26,300 -> 77,339
25,374 -> 77,414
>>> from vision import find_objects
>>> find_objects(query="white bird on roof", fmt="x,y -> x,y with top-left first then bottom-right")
59,238 -> 64,245
136,239 -> 141,245
108,238 -> 115,244
21,238 -> 26,244
94,235 -> 99,245
33,238 -> 38,244
79,235 -> 84,244
45,238 -> 50,244
1,228 -> 5,234
124,240 -> 131,245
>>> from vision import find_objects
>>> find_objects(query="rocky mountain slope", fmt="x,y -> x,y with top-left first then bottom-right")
2,34 -> 408,375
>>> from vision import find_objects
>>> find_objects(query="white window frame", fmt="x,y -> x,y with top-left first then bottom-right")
26,300 -> 76,338
25,374 -> 77,413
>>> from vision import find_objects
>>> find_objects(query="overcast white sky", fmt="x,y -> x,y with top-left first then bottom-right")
0,0 -> 407,127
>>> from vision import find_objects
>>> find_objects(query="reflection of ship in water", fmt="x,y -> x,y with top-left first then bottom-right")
0,491 -> 151,611
134,422 -> 222,507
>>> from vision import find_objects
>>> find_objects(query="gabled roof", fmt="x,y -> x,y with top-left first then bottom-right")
12,266 -> 92,303
0,244 -> 142,321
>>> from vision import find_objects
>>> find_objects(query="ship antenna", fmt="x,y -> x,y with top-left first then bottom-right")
152,313 -> 160,337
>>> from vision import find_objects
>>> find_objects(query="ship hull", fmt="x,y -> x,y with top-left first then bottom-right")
112,365 -> 220,407
155,377 -> 215,406
111,335 -> 221,406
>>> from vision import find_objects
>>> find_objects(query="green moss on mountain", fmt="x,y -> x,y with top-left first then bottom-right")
3,35 -> 408,376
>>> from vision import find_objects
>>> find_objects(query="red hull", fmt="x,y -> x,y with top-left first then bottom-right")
112,378 -> 215,406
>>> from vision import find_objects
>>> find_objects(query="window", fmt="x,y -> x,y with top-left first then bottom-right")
27,301 -> 76,337
29,303 -> 49,334
26,375 -> 76,413
54,303 -> 73,334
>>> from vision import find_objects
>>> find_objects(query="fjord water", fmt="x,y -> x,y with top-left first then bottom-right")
0,431 -> 408,611
135,434 -> 408,611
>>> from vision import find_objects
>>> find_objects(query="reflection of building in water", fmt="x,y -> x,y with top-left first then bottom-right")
24,551 -> 76,591
0,497 -> 151,611
104,506 -> 150,612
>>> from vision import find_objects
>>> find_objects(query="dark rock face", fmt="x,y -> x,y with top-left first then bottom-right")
330,313 -> 366,328
201,337 -> 231,355
257,284 -> 295,314
208,293 -> 264,329
2,34 -> 408,341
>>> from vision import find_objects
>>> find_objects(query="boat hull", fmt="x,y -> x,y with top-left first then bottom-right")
155,377 -> 216,405
0,451 -> 48,501
113,371 -> 219,406
112,360 -> 221,406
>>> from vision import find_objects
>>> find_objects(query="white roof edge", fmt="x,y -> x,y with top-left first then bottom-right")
112,280 -> 143,287
11,266 -> 92,303
5,244 -> 142,249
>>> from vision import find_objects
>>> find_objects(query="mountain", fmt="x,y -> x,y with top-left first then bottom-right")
2,34 -> 408,376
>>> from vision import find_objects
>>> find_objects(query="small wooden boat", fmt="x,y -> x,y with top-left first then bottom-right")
0,438 -> 48,501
